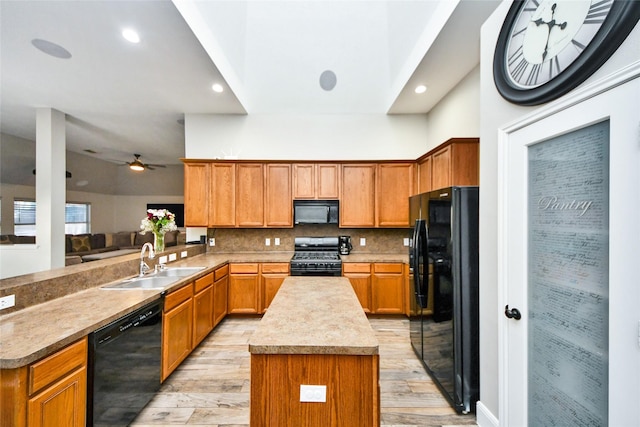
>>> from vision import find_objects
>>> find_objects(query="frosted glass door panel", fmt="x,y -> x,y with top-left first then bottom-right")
527,121 -> 609,426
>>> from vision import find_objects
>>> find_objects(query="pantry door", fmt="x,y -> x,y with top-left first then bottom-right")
499,73 -> 640,426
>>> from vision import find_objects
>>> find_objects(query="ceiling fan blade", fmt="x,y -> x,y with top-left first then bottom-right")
148,164 -> 166,168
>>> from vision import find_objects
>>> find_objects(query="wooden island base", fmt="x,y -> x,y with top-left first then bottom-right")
248,277 -> 380,427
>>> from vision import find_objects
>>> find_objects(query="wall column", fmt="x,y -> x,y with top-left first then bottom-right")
36,108 -> 66,270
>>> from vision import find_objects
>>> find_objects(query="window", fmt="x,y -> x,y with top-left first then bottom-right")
65,203 -> 91,234
14,200 -> 36,236
13,200 -> 91,235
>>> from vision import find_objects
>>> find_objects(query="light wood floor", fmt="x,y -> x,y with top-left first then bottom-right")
131,316 -> 478,427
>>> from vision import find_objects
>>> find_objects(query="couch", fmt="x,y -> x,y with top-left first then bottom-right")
65,230 -> 182,258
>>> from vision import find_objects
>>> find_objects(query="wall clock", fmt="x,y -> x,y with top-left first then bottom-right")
494,0 -> 640,105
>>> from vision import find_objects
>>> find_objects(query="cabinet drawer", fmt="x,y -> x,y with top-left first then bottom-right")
373,263 -> 403,274
343,263 -> 371,274
214,264 -> 229,281
29,337 -> 88,395
165,283 -> 194,311
261,263 -> 290,274
230,263 -> 259,274
194,272 -> 214,293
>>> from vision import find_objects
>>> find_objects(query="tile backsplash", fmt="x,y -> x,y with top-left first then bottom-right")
207,225 -> 410,253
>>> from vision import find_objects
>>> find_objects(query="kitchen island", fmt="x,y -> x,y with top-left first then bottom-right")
248,276 -> 380,427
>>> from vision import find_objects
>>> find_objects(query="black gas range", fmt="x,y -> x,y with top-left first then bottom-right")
290,237 -> 342,276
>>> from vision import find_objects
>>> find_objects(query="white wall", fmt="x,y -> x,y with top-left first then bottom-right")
426,65 -> 480,148
477,4 -> 640,426
184,113 -> 430,160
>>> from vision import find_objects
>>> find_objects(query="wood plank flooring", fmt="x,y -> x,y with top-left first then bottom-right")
131,316 -> 477,427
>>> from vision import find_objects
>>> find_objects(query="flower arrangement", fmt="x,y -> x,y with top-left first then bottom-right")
140,209 -> 178,235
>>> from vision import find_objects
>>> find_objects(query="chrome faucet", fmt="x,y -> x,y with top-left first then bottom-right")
139,242 -> 155,277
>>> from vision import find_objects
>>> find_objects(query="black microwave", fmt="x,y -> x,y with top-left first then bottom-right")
293,200 -> 339,225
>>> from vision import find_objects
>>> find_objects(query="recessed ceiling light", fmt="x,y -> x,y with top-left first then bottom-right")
122,28 -> 140,43
31,39 -> 72,59
319,70 -> 337,91
415,85 -> 427,94
212,83 -> 224,93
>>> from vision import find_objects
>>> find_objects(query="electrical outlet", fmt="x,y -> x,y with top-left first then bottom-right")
169,253 -> 177,262
181,251 -> 188,258
265,238 -> 271,246
403,238 -> 410,246
275,237 -> 280,246
0,295 -> 16,311
360,237 -> 366,246
300,385 -> 326,402
209,238 -> 215,246
159,255 -> 168,264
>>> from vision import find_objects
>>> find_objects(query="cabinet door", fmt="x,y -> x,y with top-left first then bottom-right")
265,164 -> 292,227
376,163 -> 414,227
431,145 -> 452,191
236,164 -> 264,227
372,263 -> 404,314
316,163 -> 339,199
293,164 -> 315,199
228,264 -> 260,314
417,156 -> 432,194
28,367 -> 87,427
193,285 -> 214,346
343,263 -> 372,313
261,274 -> 287,312
184,163 -> 209,226
213,274 -> 228,327
450,140 -> 480,186
210,163 -> 236,227
162,298 -> 193,381
340,164 -> 376,227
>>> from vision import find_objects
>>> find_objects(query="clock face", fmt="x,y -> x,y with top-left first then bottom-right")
494,0 -> 640,105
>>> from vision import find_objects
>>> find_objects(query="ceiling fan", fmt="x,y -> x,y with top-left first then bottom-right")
126,154 -> 166,171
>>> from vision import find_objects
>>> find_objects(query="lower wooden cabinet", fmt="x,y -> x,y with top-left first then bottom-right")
213,265 -> 229,327
162,283 -> 194,381
1,337 -> 88,427
342,263 -> 372,313
372,263 -> 404,314
344,262 -> 406,314
228,263 -> 260,314
260,263 -> 289,312
193,273 -> 214,347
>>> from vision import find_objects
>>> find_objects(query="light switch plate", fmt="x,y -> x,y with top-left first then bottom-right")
181,251 -> 188,258
300,385 -> 326,402
265,238 -> 271,246
169,253 -> 177,262
159,255 -> 168,264
360,237 -> 366,246
275,237 -> 280,246
403,238 -> 410,246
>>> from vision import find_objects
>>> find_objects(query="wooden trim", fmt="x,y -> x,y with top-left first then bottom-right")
415,137 -> 479,163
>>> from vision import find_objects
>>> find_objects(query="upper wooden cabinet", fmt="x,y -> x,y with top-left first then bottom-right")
376,163 -> 414,227
340,164 -> 376,227
209,163 -> 236,227
236,163 -> 265,227
419,138 -> 479,192
416,156 -> 432,195
265,164 -> 292,227
293,163 -> 339,199
184,163 -> 209,227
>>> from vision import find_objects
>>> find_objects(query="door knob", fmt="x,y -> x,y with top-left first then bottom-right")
504,305 -> 521,320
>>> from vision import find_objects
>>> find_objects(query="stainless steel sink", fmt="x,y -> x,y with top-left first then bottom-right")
101,276 -> 180,290
153,267 -> 205,277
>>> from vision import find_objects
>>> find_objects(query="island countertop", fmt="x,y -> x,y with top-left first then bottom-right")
248,276 -> 379,356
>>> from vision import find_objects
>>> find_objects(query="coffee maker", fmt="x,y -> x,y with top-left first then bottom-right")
339,236 -> 352,255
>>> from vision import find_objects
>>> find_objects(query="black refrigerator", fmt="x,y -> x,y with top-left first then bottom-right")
409,186 -> 479,414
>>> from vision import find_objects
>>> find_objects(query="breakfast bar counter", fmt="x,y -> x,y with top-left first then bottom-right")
248,276 -> 380,427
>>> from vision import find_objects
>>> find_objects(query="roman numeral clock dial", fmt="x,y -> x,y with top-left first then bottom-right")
493,0 -> 640,105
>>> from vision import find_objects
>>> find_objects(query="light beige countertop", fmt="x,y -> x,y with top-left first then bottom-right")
248,276 -> 379,356
340,253 -> 409,263
0,250 -> 399,369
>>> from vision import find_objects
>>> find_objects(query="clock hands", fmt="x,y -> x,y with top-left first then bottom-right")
533,3 -> 568,62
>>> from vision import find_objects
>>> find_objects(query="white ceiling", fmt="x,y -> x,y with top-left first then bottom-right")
0,0 -> 500,167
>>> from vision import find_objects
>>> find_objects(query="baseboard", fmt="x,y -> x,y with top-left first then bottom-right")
476,401 -> 499,427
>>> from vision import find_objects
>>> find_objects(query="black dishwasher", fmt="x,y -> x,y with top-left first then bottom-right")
87,298 -> 164,427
